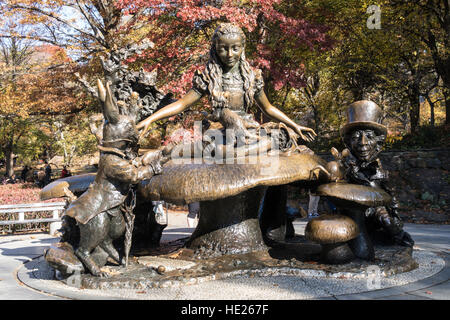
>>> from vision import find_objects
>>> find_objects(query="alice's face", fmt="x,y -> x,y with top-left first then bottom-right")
215,34 -> 244,70
349,129 -> 379,162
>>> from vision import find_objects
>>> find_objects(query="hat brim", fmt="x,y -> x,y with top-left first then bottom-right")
340,121 -> 387,138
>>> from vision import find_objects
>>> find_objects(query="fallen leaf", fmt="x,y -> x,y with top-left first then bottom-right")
167,250 -> 183,259
100,266 -> 121,276
136,291 -> 146,294
425,291 -> 432,295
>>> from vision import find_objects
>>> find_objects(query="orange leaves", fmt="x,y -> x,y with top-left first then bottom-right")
0,44 -> 82,117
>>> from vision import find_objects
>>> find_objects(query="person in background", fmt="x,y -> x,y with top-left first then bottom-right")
187,202 -> 200,228
152,201 -> 168,226
21,165 -> 30,182
36,168 -> 45,187
60,165 -> 71,178
6,174 -> 17,184
307,191 -> 320,219
44,161 -> 52,186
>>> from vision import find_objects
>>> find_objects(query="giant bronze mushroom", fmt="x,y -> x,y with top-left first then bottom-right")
138,152 -> 327,257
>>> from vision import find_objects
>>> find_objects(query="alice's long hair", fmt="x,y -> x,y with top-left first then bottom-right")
204,23 -> 256,112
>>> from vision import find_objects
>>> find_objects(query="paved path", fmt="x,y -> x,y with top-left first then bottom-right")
0,212 -> 448,300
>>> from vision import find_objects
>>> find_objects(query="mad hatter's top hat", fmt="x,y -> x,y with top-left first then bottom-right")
340,100 -> 387,138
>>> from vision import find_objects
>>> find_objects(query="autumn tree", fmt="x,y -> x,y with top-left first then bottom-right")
0,37 -> 89,176
0,1 -> 143,60
389,0 -> 450,125
115,0 -> 333,104
312,0 -> 446,134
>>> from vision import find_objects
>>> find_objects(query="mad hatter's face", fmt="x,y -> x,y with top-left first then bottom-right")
348,129 -> 380,162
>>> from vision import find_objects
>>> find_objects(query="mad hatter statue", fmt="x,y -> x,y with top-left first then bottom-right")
340,100 -> 414,248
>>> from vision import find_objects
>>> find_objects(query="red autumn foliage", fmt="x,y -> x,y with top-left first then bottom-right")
0,183 -> 59,205
0,183 -> 61,233
115,0 -> 334,97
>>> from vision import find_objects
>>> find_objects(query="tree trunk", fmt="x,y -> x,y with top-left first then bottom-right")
444,87 -> 450,126
408,85 -> 421,133
425,94 -> 435,127
4,145 -> 14,177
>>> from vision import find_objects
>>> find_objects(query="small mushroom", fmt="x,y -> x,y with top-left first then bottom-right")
316,182 -> 392,261
305,214 -> 359,264
156,265 -> 166,274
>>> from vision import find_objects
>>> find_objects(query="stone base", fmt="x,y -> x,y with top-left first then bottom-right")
62,237 -> 417,290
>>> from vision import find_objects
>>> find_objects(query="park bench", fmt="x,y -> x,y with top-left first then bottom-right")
0,201 -> 66,235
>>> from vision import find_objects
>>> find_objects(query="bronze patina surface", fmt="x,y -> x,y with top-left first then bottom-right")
41,174 -> 96,199
316,182 -> 392,209
44,80 -> 165,277
305,214 -> 359,244
39,22 -> 418,286
75,239 -> 416,290
138,153 -> 326,204
137,152 -> 326,256
305,214 -> 359,264
309,100 -> 415,263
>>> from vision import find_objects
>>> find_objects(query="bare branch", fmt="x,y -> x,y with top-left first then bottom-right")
9,4 -> 98,43
74,72 -> 98,99
73,0 -> 107,47
0,34 -> 69,48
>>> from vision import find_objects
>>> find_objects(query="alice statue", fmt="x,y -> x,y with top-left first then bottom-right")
138,23 -> 316,158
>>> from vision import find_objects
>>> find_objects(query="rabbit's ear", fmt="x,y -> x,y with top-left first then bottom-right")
97,79 -> 119,124
97,79 -> 106,103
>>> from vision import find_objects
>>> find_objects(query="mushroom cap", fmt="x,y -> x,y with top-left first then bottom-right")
316,182 -> 391,209
305,214 -> 359,244
138,153 -> 327,204
40,174 -> 95,200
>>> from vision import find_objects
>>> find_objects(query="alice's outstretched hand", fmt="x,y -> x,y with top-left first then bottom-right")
294,125 -> 317,143
137,89 -> 202,141
137,118 -> 153,141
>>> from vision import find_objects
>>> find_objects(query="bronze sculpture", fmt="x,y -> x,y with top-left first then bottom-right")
305,214 -> 359,264
312,100 -> 414,262
340,101 -> 414,247
41,24 -> 417,281
137,23 -> 316,154
137,23 -> 319,246
46,80 -> 165,277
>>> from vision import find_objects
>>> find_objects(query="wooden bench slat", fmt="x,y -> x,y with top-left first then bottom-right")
0,202 -> 66,209
0,218 -> 61,225
0,207 -> 65,214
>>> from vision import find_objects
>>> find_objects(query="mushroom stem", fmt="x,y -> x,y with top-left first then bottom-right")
186,187 -> 268,258
321,242 -> 354,264
344,208 -> 375,261
259,185 -> 288,245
